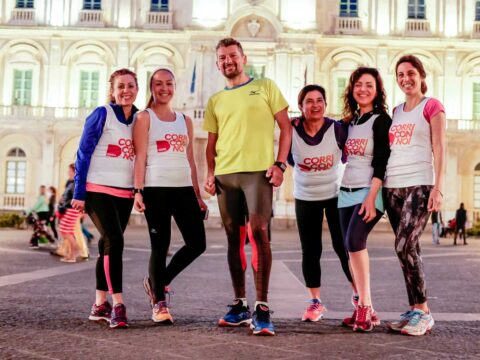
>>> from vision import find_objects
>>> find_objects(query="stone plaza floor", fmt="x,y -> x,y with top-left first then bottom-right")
0,222 -> 479,359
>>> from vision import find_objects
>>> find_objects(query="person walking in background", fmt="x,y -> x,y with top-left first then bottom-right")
431,210 -> 442,245
384,55 -> 446,336
133,68 -> 207,324
72,68 -> 139,328
58,164 -> 81,262
454,203 -> 467,245
47,186 -> 59,241
203,37 -> 291,336
338,67 -> 391,332
29,185 -> 55,248
289,84 -> 355,322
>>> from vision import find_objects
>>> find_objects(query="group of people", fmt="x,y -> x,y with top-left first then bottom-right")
431,202 -> 469,245
70,37 -> 445,337
28,167 -> 93,261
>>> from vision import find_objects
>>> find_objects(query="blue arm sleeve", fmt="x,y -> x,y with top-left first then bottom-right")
73,107 -> 107,200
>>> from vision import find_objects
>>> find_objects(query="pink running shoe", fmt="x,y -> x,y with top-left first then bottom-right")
353,305 -> 374,332
302,300 -> 327,322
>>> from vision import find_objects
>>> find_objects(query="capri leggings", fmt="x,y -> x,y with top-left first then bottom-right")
216,171 -> 273,302
339,204 -> 383,253
86,192 -> 133,294
296,197 -> 352,288
143,186 -> 206,302
384,186 -> 431,305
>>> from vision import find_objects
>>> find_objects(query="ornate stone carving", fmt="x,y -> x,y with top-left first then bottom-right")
247,18 -> 261,37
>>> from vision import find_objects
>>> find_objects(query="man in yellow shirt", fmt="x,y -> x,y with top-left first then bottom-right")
203,37 -> 291,336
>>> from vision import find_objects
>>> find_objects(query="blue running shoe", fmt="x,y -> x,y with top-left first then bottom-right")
386,310 -> 415,332
250,304 -> 275,336
218,299 -> 251,327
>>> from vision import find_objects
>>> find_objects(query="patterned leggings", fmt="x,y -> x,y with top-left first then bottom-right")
384,185 -> 432,306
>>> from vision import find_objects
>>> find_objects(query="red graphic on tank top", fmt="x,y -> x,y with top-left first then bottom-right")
344,138 -> 368,156
156,140 -> 170,152
389,123 -> 416,145
106,138 -> 134,161
298,154 -> 334,172
164,133 -> 188,152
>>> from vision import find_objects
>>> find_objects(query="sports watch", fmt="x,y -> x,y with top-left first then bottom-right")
274,161 -> 287,172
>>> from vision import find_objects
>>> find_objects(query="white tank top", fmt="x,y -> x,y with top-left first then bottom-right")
341,114 -> 378,188
384,98 -> 434,188
87,105 -> 135,188
144,109 -> 192,187
291,124 -> 343,201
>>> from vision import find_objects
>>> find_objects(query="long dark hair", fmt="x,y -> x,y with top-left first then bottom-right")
342,67 -> 388,122
146,68 -> 176,108
395,54 -> 428,94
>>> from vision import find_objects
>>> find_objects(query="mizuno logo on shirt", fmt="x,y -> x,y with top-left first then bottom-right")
249,90 -> 260,96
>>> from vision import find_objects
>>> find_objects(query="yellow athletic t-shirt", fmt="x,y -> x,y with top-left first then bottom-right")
203,78 -> 288,175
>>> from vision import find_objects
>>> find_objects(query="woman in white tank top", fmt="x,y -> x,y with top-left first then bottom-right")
384,55 -> 446,336
133,69 -> 207,324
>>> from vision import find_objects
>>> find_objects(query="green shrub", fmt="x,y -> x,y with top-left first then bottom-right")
0,213 -> 25,228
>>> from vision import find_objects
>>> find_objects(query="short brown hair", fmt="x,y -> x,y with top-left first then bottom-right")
108,68 -> 138,103
216,38 -> 244,55
297,84 -> 327,107
395,55 -> 428,94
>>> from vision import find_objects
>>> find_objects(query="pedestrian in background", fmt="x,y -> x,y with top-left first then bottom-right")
431,210 -> 442,245
453,203 -> 467,245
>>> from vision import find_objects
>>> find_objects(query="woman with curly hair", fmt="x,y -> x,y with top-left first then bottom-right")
338,67 -> 392,332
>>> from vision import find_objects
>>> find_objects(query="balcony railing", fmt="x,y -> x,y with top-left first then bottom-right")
405,18 -> 430,35
447,119 -> 480,131
144,11 -> 173,29
335,16 -> 362,35
473,21 -> 480,38
0,105 -> 93,120
2,194 -> 26,210
78,9 -> 104,27
10,8 -> 35,25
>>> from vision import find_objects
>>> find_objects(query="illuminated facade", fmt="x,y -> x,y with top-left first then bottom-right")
1,0 -> 480,221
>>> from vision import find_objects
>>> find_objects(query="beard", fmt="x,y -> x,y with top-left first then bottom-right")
222,64 -> 241,79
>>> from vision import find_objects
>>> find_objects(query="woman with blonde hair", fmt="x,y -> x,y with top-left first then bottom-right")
72,68 -> 139,328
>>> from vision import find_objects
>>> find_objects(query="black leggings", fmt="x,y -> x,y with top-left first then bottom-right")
216,171 -> 273,302
86,192 -> 133,294
143,186 -> 206,302
339,204 -> 383,253
296,198 -> 352,288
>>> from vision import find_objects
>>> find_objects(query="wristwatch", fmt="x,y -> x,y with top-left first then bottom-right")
274,161 -> 287,173
133,188 -> 144,195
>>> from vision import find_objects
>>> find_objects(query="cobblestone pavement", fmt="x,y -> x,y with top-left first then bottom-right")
1,223 -> 479,359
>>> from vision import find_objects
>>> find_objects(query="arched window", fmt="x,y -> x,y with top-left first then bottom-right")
5,147 -> 26,194
474,163 -> 480,209
408,0 -> 426,19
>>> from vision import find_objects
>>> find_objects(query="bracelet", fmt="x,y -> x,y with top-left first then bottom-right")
433,188 -> 443,197
133,188 -> 144,195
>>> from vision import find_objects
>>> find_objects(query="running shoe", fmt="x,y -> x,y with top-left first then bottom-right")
218,299 -> 251,327
110,303 -> 128,328
88,301 -> 112,322
385,310 -> 415,332
302,299 -> 327,322
400,309 -> 434,336
343,298 -> 380,327
250,304 -> 275,336
152,301 -> 173,324
353,305 -> 374,332
143,276 -> 157,308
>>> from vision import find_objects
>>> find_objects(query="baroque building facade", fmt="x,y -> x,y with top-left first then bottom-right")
1,0 -> 480,222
